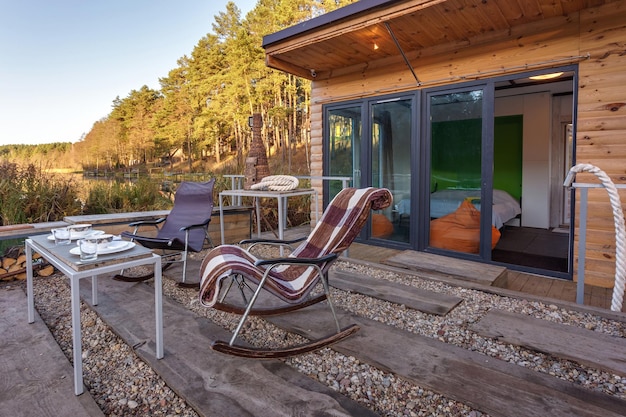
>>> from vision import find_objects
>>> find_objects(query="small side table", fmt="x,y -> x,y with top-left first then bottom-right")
218,188 -> 319,244
25,235 -> 163,396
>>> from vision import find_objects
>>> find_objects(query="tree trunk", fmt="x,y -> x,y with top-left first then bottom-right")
187,136 -> 193,172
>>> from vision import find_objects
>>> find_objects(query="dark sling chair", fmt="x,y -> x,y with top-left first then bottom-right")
198,187 -> 392,358
114,180 -> 215,285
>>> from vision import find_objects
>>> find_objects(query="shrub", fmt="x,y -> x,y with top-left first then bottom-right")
82,177 -> 172,214
0,161 -> 81,225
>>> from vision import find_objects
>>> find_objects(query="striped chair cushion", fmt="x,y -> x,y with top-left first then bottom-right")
199,187 -> 392,307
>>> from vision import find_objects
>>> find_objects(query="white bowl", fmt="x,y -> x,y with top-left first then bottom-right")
68,224 -> 92,238
93,234 -> 114,249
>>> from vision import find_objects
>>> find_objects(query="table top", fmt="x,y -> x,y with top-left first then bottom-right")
64,210 -> 170,225
219,188 -> 315,198
27,234 -> 154,272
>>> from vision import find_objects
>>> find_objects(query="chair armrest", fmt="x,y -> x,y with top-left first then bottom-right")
254,253 -> 337,267
242,236 -> 307,253
179,218 -> 211,231
240,236 -> 306,245
128,217 -> 166,227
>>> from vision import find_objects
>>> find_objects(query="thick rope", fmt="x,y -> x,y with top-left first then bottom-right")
250,175 -> 299,191
567,163 -> 626,311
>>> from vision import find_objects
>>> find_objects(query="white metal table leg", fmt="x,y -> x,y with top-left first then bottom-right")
219,193 -> 225,245
255,197 -> 262,238
154,256 -> 163,359
91,275 -> 98,305
26,243 -> 35,324
70,276 -> 84,395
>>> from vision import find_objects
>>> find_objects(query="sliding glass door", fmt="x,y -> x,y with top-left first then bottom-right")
370,98 -> 412,243
324,68 -> 574,277
326,97 -> 413,244
426,88 -> 494,257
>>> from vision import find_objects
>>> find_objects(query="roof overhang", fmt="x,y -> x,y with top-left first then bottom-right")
262,0 -> 614,81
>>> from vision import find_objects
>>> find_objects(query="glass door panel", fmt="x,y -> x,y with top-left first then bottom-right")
371,98 -> 412,243
428,90 -> 484,253
328,106 -> 361,200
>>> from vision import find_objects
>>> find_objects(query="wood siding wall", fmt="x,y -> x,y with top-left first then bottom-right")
576,2 -> 626,287
309,1 -> 626,287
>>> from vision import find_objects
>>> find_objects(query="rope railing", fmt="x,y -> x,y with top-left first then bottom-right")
564,163 -> 626,312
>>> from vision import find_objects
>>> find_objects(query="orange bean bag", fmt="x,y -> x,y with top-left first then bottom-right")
430,200 -> 500,253
372,213 -> 394,238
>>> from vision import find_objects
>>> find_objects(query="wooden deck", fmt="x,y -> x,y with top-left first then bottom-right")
471,309 -> 626,377
8,226 -> 626,417
382,250 -> 506,286
345,242 -> 626,313
86,256 -> 626,417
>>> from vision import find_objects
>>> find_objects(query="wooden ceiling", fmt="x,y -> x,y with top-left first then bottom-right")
262,0 -> 615,80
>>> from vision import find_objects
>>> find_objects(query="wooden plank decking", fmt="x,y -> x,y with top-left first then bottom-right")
267,303 -> 626,417
471,309 -> 626,377
77,269 -> 626,417
0,288 -> 104,417
345,241 -> 626,313
12,227 -> 626,417
80,278 -> 377,417
381,250 -> 507,286
496,270 -> 626,313
331,269 -> 463,316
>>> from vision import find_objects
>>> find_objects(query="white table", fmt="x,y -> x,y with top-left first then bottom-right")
218,188 -> 319,244
25,235 -> 163,396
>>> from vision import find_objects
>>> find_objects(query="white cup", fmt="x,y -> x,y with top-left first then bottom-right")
79,238 -> 98,261
52,228 -> 71,245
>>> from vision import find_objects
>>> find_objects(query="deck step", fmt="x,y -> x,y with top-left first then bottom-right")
267,303 -> 626,417
330,269 -> 463,316
382,250 -> 506,286
85,272 -> 626,417
82,279 -> 377,417
470,309 -> 626,377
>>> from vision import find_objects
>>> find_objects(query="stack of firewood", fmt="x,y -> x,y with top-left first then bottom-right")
0,246 -> 54,281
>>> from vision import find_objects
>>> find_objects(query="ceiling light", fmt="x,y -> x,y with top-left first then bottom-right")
529,72 -> 563,80
373,43 -> 379,50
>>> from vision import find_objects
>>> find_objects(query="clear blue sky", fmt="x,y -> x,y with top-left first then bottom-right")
0,0 -> 258,146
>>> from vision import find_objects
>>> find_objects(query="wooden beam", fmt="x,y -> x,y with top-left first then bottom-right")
266,55 -> 316,80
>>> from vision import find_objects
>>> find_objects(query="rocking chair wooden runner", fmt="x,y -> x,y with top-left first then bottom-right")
114,179 -> 215,285
198,187 -> 392,358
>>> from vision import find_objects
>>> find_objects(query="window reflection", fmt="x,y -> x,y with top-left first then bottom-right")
328,107 -> 361,200
371,99 -> 411,243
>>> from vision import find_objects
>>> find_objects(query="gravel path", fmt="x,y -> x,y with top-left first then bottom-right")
13,256 -> 626,417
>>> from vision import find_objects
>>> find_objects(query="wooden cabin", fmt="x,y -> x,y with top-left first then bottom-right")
262,0 -> 626,288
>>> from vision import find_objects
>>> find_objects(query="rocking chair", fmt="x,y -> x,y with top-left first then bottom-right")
115,179 -> 215,285
198,187 -> 392,358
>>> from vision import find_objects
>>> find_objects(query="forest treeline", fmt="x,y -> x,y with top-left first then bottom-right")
1,0 -> 356,173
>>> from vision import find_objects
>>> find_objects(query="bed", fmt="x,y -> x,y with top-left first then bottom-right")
396,189 -> 521,229
430,189 -> 521,229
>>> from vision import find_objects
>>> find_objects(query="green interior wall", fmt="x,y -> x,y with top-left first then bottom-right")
431,115 -> 523,201
493,115 -> 523,201
431,118 -> 482,189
